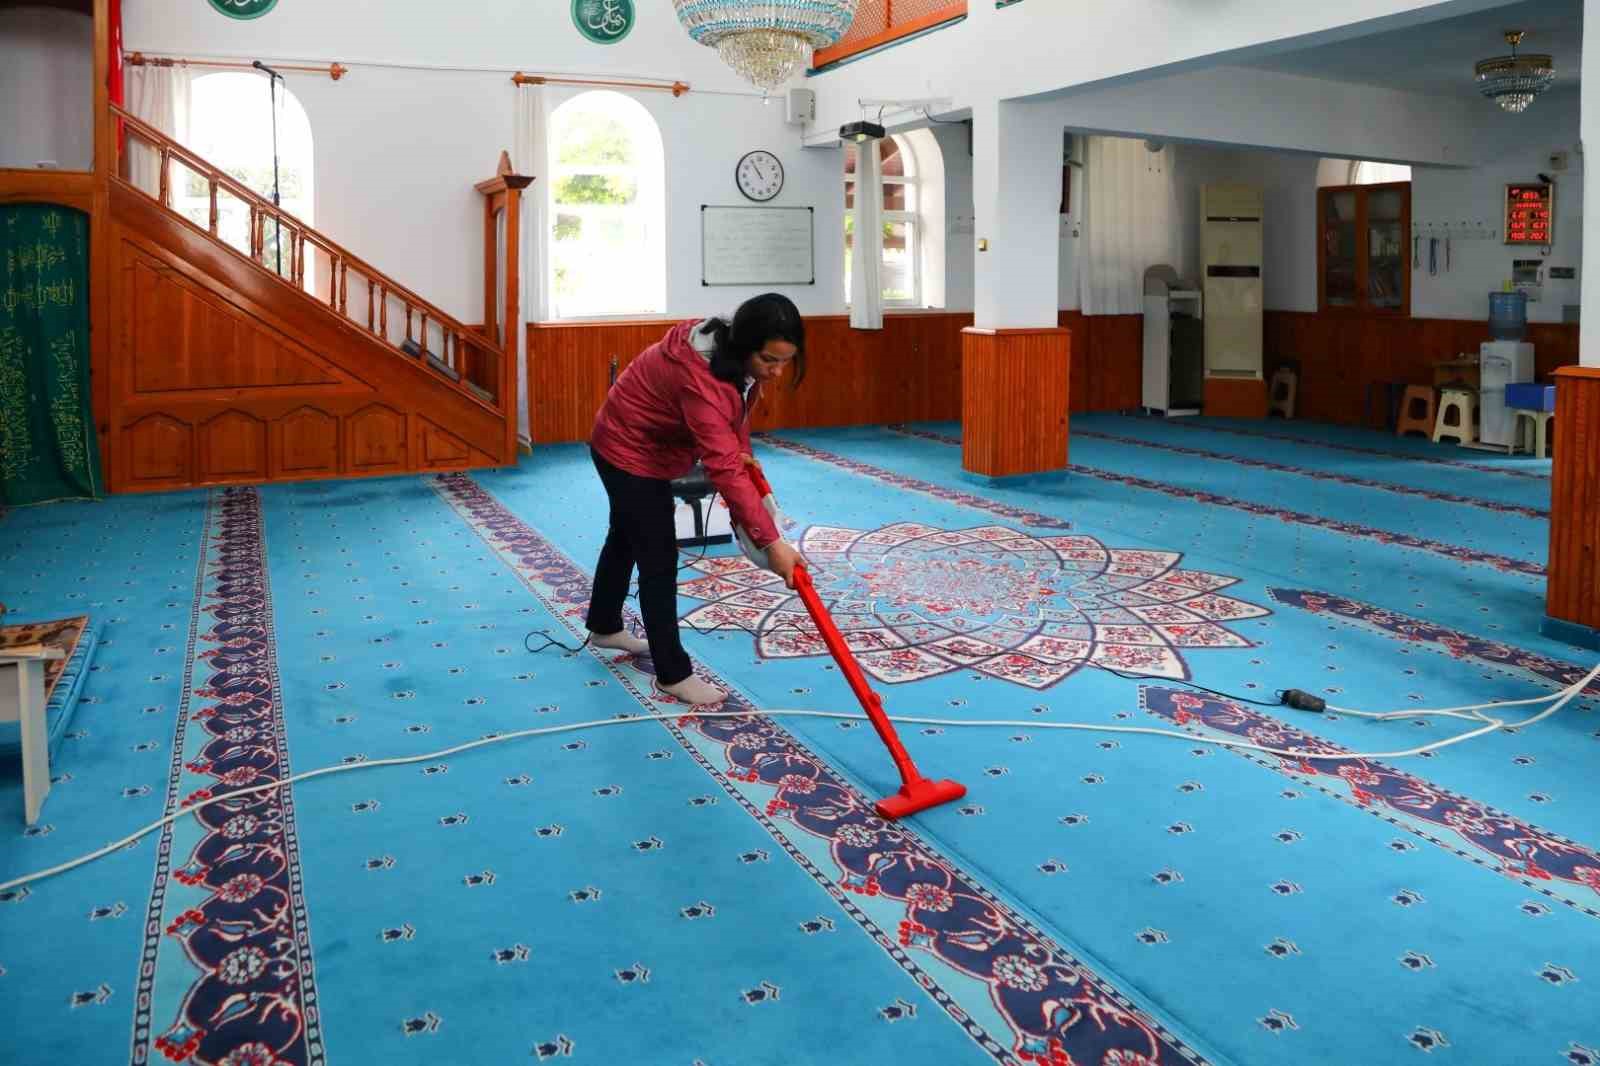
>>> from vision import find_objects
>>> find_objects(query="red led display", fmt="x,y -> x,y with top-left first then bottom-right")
1506,183 -> 1554,246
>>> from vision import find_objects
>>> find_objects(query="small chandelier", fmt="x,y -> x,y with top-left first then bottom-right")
673,0 -> 861,95
1475,30 -> 1555,114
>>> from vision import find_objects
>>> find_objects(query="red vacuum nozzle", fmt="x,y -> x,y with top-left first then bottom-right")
875,776 -> 968,820
745,466 -> 967,820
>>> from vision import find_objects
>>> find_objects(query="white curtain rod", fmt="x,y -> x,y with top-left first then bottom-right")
121,45 -> 768,100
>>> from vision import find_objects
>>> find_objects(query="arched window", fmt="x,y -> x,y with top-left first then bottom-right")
845,134 -> 924,307
177,72 -> 314,285
1350,161 -> 1412,185
548,91 -> 666,319
1318,158 -> 1412,186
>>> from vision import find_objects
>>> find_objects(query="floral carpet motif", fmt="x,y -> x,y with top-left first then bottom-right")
679,522 -> 1269,689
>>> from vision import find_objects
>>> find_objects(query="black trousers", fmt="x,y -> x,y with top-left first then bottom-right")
585,447 -> 694,686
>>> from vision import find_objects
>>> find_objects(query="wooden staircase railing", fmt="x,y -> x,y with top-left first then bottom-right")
110,104 -> 508,416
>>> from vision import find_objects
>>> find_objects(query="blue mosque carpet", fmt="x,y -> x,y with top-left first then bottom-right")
0,415 -> 1594,1066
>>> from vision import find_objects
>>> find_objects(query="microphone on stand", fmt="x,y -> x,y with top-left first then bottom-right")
251,60 -> 285,273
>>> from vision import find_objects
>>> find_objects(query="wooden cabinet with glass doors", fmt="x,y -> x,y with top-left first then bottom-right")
1319,182 -> 1410,315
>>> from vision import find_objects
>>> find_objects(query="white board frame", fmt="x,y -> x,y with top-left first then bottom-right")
701,205 -> 815,287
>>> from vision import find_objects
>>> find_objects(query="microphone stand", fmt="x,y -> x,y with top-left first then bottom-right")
252,60 -> 284,276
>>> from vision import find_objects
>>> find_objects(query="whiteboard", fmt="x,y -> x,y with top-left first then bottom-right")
701,205 -> 814,287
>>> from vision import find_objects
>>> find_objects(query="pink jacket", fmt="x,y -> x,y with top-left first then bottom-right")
591,320 -> 780,547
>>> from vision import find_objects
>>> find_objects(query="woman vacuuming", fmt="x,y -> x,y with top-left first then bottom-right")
586,293 -> 805,706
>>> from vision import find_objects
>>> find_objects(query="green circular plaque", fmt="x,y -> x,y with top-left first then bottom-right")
207,0 -> 279,19
572,0 -> 635,44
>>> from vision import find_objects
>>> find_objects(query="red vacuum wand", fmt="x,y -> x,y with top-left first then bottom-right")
744,466 -> 967,820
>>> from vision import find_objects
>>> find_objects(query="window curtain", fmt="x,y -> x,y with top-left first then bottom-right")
0,205 -> 101,504
512,81 -> 548,444
850,141 -> 884,330
1077,136 -> 1184,316
125,62 -> 191,197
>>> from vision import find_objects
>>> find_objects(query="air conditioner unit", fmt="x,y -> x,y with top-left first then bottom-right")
1201,184 -> 1264,382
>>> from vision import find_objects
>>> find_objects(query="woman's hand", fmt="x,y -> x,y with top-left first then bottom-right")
765,540 -> 801,588
742,455 -> 762,473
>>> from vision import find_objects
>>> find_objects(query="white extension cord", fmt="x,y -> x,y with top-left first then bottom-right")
3,661 -> 1596,894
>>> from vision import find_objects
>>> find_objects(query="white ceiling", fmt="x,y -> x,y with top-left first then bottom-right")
1241,0 -> 1581,100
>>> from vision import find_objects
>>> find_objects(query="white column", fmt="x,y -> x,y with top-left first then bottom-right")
1584,0 -> 1600,365
971,96 -> 1063,330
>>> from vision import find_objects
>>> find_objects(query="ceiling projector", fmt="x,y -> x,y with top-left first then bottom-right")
839,120 -> 886,143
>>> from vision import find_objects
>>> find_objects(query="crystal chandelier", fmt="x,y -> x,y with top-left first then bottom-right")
1474,30 -> 1555,114
674,0 -> 861,95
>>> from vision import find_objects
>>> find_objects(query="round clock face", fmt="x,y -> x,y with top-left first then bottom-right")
736,151 -> 784,202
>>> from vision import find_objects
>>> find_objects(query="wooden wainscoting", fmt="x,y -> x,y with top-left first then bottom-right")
1265,311 -> 1578,427
1547,366 -> 1600,636
1060,311 -> 1142,413
529,312 -> 972,443
528,310 -> 1144,444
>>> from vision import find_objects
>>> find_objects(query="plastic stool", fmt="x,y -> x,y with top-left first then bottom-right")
1395,386 -> 1436,438
1433,387 -> 1479,444
1268,367 -> 1297,419
1513,410 -> 1555,458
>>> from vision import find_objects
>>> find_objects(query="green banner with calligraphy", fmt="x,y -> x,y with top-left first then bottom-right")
0,205 -> 102,506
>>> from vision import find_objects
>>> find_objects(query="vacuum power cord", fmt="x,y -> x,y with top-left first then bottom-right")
4,661 -> 1595,895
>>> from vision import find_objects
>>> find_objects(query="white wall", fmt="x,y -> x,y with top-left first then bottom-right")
1411,91 -> 1582,322
123,3 -> 857,322
1040,66 -> 1484,167
1586,0 -> 1600,366
930,123 -> 975,311
124,1 -> 763,95
0,7 -> 95,171
1163,90 -> 1583,323
805,0 -> 1510,142
119,2 -> 989,323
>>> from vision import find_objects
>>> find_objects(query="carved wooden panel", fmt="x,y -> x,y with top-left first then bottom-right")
419,418 -> 472,468
127,253 -> 340,393
272,406 -> 340,478
124,414 -> 193,487
199,410 -> 268,481
102,199 -> 514,493
347,403 -> 407,473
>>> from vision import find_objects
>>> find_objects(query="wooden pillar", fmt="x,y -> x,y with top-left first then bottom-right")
475,151 -> 534,460
961,326 -> 1071,479
1544,366 -> 1600,648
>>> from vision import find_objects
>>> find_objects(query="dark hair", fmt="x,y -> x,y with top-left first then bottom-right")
699,293 -> 806,389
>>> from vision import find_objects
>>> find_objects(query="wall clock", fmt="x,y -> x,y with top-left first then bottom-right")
736,150 -> 784,202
